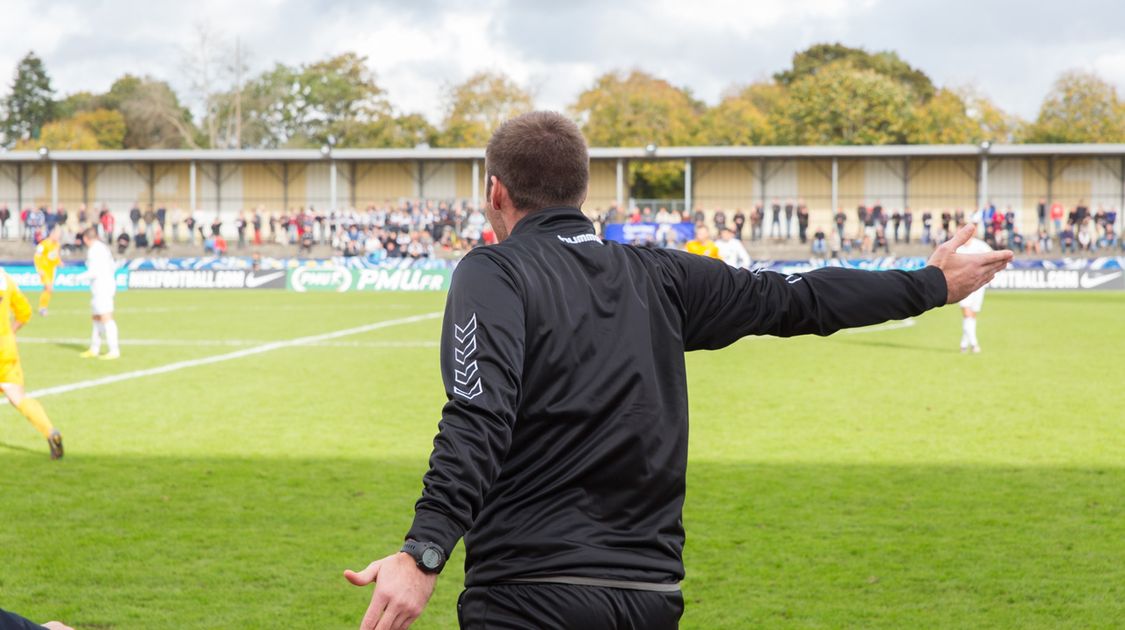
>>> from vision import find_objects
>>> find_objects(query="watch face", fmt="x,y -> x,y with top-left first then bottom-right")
421,548 -> 442,569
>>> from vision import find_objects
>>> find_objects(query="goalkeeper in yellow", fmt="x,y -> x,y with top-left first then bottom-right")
33,225 -> 61,316
0,269 -> 63,459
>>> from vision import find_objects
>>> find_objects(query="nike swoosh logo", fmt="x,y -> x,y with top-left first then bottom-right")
245,271 -> 285,288
1079,271 -> 1123,289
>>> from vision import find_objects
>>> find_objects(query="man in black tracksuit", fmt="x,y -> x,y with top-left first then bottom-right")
345,113 -> 1012,630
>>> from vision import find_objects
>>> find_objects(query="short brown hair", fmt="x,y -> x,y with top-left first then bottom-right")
486,111 -> 588,212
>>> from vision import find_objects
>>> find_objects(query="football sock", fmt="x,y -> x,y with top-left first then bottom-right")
965,317 -> 978,347
91,322 -> 104,353
38,290 -> 51,311
17,398 -> 54,439
105,320 -> 120,354
960,318 -> 971,348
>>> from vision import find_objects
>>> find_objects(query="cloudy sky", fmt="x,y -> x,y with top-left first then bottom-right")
3,0 -> 1125,125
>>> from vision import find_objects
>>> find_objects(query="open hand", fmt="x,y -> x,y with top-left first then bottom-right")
926,224 -> 1013,304
345,552 -> 437,630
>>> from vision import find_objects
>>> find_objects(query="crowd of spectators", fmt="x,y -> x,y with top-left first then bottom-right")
593,197 -> 1123,259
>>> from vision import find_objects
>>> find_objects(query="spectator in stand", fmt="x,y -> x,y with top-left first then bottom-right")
769,199 -> 782,238
751,204 -> 764,241
692,207 -> 705,226
116,231 -> 131,254
1050,200 -> 1064,235
873,226 -> 890,254
685,224 -> 720,259
796,200 -> 809,244
1009,227 -> 1026,253
127,203 -> 140,235
1059,225 -> 1076,254
19,206 -> 29,241
0,203 -> 9,239
143,205 -> 156,241
811,227 -> 827,258
211,215 -> 222,238
1098,225 -> 1117,250
863,203 -> 877,243
783,198 -> 794,240
156,204 -> 167,232
903,207 -> 913,243
152,224 -> 166,251
834,207 -> 846,243
252,209 -> 263,245
236,212 -> 248,248
713,209 -> 726,234
1075,199 -> 1089,225
1036,197 -> 1047,232
1034,229 -> 1051,254
184,212 -> 196,245
891,209 -> 902,242
714,227 -> 750,269
170,206 -> 182,242
732,209 -> 745,240
134,228 -> 149,249
100,207 -> 115,243
1003,206 -> 1015,244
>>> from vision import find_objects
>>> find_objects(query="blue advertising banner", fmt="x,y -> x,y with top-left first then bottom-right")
603,223 -> 695,245
0,265 -> 130,292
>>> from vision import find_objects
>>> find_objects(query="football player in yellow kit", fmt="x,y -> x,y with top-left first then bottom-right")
33,225 -> 62,316
0,269 -> 63,459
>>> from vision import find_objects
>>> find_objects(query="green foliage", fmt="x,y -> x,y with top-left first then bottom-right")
438,71 -> 534,147
2,51 -> 57,146
570,69 -> 705,197
775,42 -> 936,102
700,83 -> 779,145
1022,70 -> 1125,143
774,61 -> 916,145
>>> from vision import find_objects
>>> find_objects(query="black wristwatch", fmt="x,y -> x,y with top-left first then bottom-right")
401,540 -> 446,574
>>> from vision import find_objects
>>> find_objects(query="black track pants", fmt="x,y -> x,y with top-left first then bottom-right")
457,583 -> 683,629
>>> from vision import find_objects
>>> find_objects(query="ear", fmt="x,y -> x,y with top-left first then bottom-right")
489,176 -> 507,211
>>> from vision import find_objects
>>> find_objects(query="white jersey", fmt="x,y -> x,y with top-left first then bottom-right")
85,240 -> 117,296
715,238 -> 752,269
956,237 -> 992,311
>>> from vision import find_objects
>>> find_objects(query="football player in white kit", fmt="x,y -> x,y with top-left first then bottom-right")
79,228 -> 121,360
956,227 -> 994,353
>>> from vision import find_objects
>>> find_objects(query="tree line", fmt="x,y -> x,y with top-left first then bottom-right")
3,41 -> 1124,196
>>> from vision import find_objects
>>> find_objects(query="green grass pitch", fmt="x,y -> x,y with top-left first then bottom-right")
1,289 -> 1122,628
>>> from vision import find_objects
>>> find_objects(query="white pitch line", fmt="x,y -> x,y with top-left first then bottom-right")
20,312 -> 441,401
19,337 -> 439,349
842,317 -> 916,334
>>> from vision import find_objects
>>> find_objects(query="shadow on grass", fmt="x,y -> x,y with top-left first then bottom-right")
52,341 -> 89,352
0,440 -> 46,455
827,337 -> 957,354
1,454 -> 1122,629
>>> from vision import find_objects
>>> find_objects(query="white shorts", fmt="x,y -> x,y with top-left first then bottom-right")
91,291 -> 116,316
959,287 -> 985,313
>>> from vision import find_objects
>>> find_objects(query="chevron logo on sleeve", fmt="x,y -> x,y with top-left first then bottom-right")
452,312 -> 483,400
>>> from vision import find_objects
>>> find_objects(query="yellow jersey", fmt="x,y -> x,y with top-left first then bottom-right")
0,271 -> 31,363
34,239 -> 61,275
685,239 -> 720,259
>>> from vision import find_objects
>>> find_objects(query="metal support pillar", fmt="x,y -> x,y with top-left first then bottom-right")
472,160 -> 480,208
831,158 -> 839,212
684,158 -> 693,214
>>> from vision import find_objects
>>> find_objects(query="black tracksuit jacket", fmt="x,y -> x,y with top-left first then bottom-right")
407,206 -> 947,587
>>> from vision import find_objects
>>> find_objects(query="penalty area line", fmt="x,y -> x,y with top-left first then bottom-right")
17,311 -> 442,401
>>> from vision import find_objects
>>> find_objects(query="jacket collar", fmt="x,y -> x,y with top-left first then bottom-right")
510,206 -> 593,237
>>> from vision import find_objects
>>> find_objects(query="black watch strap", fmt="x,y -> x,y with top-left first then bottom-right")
401,540 -> 446,574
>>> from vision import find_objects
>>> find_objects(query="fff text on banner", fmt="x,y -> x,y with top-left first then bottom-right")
603,223 -> 695,244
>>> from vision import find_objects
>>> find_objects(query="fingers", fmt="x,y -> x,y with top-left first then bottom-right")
373,609 -> 401,630
345,560 -> 382,586
361,591 -> 389,630
943,223 -> 976,250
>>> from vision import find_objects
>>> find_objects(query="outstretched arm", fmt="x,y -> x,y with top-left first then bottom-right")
668,223 -> 1011,350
